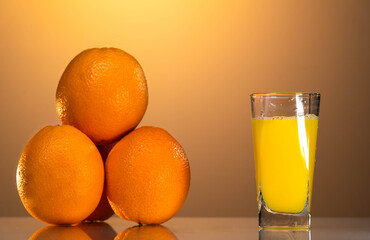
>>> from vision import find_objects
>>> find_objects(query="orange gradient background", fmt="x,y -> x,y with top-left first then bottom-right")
0,0 -> 369,217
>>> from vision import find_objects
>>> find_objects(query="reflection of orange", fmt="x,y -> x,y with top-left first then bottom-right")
56,47 -> 148,145
106,126 -> 190,224
16,125 -> 104,225
85,144 -> 116,222
29,226 -> 90,240
114,225 -> 177,240
78,222 -> 117,240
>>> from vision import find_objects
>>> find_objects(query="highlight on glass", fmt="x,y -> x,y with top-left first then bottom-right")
250,92 -> 320,228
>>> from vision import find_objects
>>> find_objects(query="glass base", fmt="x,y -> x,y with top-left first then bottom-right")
259,192 -> 311,229
259,229 -> 310,240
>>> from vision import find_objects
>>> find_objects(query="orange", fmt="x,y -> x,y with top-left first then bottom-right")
56,47 -> 148,145
115,225 -> 177,240
84,144 -> 116,222
29,226 -> 91,240
16,125 -> 104,225
84,186 -> 114,222
106,126 -> 190,225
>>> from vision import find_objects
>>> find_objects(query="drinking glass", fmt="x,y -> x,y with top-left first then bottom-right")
250,92 -> 320,228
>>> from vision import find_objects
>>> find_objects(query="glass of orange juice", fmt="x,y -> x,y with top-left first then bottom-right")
251,92 -> 320,229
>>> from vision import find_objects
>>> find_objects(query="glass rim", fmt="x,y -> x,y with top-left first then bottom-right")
250,92 -> 320,98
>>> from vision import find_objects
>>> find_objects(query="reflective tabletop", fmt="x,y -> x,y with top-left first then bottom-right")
1,217 -> 369,239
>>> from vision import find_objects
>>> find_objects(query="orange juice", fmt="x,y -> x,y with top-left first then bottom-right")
252,115 -> 318,213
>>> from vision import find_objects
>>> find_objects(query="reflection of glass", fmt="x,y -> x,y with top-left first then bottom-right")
259,229 -> 311,240
251,93 -> 320,228
115,225 -> 178,240
29,222 -> 117,240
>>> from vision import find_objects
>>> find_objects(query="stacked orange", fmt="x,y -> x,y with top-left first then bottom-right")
17,47 -> 190,225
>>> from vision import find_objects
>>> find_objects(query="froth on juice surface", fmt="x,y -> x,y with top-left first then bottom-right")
252,115 -> 318,213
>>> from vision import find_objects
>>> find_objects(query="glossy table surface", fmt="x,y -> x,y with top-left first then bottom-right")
1,217 -> 369,239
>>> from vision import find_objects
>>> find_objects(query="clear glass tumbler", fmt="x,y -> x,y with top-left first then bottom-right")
250,92 -> 320,228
